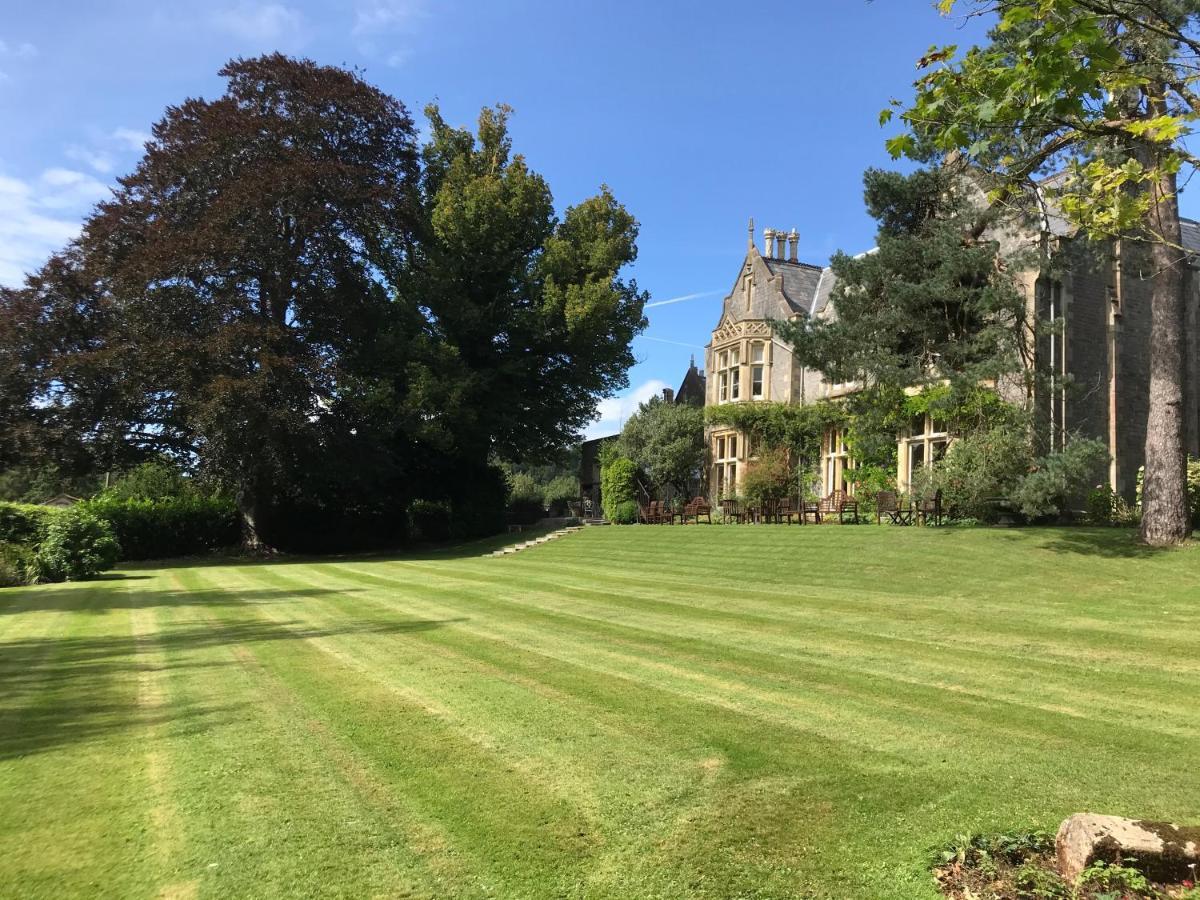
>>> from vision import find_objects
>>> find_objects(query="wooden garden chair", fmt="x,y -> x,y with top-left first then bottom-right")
818,490 -> 859,524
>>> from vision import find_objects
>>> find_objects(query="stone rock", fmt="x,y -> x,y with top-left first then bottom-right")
1056,813 -> 1200,882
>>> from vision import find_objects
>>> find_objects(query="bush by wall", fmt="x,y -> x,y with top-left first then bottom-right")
81,496 -> 241,560
610,499 -> 639,525
600,456 -> 638,522
30,507 -> 121,582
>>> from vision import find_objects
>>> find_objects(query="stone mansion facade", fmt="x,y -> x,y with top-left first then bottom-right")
704,219 -> 1200,501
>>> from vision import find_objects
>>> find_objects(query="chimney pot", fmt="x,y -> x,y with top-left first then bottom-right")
787,228 -> 799,262
662,388 -> 674,403
762,227 -> 775,257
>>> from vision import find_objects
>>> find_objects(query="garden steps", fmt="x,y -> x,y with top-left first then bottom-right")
485,527 -> 583,557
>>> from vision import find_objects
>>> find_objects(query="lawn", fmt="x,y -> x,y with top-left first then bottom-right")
1,526 -> 1197,899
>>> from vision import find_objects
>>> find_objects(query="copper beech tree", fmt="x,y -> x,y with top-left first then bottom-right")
888,0 -> 1199,544
0,55 -> 646,549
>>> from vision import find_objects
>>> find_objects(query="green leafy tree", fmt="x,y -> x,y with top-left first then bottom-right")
414,105 -> 648,467
11,54 -> 424,547
1,58 -> 648,551
888,0 -> 1197,544
778,168 -> 1028,398
616,396 -> 704,496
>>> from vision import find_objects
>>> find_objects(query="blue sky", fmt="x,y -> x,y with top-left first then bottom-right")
5,1 -> 1183,440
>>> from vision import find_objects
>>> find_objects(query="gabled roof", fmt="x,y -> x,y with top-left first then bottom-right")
713,242 -> 832,330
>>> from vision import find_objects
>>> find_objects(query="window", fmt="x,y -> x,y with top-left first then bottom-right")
713,431 -> 740,497
716,345 -> 741,403
821,427 -> 854,496
902,414 -> 950,490
750,343 -> 765,399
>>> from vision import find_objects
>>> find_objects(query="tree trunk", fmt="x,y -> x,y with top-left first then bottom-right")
237,487 -> 268,552
1139,167 -> 1191,546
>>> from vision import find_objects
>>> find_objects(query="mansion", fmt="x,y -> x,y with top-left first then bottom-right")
704,218 -> 1200,501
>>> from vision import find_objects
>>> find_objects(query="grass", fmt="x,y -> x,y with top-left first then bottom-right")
1,525 -> 1198,899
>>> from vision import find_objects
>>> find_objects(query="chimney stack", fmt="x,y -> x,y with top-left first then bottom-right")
662,387 -> 675,403
787,228 -> 798,262
762,227 -> 775,257
773,229 -> 785,260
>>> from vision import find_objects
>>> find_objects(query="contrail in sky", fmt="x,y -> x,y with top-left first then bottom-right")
644,290 -> 721,309
637,335 -> 706,350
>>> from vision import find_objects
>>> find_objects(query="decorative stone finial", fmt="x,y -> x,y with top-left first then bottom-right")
747,217 -> 755,250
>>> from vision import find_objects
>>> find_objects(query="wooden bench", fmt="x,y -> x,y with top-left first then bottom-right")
681,497 -> 712,524
818,490 -> 859,524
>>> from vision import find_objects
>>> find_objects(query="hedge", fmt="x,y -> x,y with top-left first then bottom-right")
79,496 -> 241,560
0,502 -> 61,547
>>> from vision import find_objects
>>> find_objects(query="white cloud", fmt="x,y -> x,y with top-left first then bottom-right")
584,379 -> 671,441
112,127 -> 151,151
353,0 -> 424,37
210,3 -> 307,44
0,168 -> 112,287
15,42 -> 36,59
352,0 -> 426,64
66,144 -> 114,174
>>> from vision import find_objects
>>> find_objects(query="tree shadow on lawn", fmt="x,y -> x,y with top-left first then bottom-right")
0,611 -> 463,760
1021,527 -> 1180,559
127,525 -> 565,574
3,586 -> 378,615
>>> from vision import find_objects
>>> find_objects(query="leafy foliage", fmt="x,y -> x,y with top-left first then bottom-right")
616,396 -> 704,496
740,447 -> 794,506
101,461 -> 197,502
1012,438 -> 1110,520
775,168 -> 1028,401
0,543 -> 34,587
0,502 -> 61,547
600,455 -> 638,523
80,496 -> 240,560
892,0 -> 1196,544
0,57 -> 647,552
704,401 -> 845,467
409,500 -> 452,542
31,507 -> 120,582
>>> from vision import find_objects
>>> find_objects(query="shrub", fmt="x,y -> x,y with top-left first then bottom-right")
600,456 -> 638,522
610,499 -> 639,524
102,460 -> 194,501
82,496 -> 240,560
741,447 -> 793,506
1013,438 -> 1109,521
921,426 -> 1033,521
0,543 -> 34,587
1085,485 -> 1140,527
541,475 -> 579,516
31,507 -> 120,582
0,502 -> 62,547
409,500 -> 451,542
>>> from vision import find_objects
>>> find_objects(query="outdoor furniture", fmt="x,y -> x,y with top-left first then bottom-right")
917,489 -> 944,526
637,502 -> 656,524
777,497 -> 797,525
875,491 -> 913,525
818,490 -> 859,524
681,497 -> 712,524
719,498 -> 744,523
799,497 -> 822,524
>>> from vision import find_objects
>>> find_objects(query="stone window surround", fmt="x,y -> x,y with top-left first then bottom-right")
713,337 -> 771,404
711,429 -> 742,497
898,413 -> 950,493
